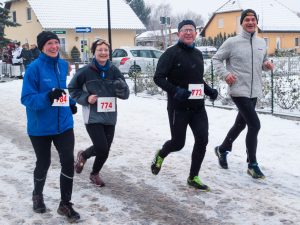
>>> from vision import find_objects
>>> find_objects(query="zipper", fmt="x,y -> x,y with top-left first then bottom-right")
250,34 -> 254,98
54,62 -> 61,133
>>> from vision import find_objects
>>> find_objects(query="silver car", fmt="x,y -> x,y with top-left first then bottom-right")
112,46 -> 163,76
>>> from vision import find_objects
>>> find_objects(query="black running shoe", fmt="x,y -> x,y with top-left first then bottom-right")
151,150 -> 164,175
57,201 -> 80,223
247,163 -> 265,179
215,146 -> 228,169
32,194 -> 46,213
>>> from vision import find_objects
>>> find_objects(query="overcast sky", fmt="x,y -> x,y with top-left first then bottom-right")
144,0 -> 300,22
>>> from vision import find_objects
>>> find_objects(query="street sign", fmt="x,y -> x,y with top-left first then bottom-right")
52,30 -> 66,35
75,27 -> 92,33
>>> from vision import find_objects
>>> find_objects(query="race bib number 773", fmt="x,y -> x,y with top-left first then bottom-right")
188,84 -> 204,99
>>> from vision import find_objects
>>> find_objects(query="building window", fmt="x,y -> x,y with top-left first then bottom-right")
217,18 -> 224,28
12,11 -> 17,23
276,37 -> 281,49
264,38 -> 269,48
295,38 -> 299,47
26,8 -> 32,21
59,38 -> 66,52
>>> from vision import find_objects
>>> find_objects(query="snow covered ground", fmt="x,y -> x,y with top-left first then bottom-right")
0,78 -> 299,225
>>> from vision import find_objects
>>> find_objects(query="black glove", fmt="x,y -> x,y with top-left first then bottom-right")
70,104 -> 77,114
114,78 -> 128,95
48,88 -> 66,104
114,78 -> 127,90
210,89 -> 218,100
173,87 -> 191,102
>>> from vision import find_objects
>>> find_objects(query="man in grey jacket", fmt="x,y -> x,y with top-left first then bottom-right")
212,9 -> 274,179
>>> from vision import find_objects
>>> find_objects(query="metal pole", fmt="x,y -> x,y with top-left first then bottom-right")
107,0 -> 112,60
211,59 -> 214,106
271,59 -> 274,114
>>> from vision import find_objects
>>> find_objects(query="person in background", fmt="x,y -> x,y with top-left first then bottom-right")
151,20 -> 218,191
12,41 -> 23,65
30,43 -> 41,60
68,39 -> 129,187
17,43 -> 33,70
212,9 -> 274,179
21,31 -> 80,222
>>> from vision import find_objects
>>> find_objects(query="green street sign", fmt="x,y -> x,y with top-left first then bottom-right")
52,30 -> 66,35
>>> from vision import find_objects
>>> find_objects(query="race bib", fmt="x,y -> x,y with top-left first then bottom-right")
97,97 -> 116,112
52,89 -> 70,106
188,84 -> 204,99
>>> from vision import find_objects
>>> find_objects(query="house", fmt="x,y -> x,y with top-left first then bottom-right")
135,26 -> 204,50
135,28 -> 178,49
3,0 -> 145,60
200,0 -> 300,55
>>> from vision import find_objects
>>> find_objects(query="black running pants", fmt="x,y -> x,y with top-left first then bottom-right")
29,129 -> 75,202
219,97 -> 260,164
83,123 -> 115,174
159,107 -> 209,178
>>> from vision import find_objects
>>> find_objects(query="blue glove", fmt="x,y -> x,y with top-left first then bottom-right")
173,87 -> 191,102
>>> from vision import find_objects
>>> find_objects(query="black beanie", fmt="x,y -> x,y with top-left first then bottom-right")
37,31 -> 60,51
240,9 -> 258,24
178,20 -> 196,31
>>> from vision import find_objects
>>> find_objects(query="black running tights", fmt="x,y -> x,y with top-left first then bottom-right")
219,97 -> 260,164
29,129 -> 75,202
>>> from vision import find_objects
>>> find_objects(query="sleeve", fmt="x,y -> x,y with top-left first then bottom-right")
113,67 -> 130,100
20,66 -> 52,110
212,39 -> 232,79
68,70 -> 90,106
153,49 -> 177,95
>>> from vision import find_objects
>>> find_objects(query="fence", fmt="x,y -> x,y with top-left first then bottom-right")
129,56 -> 300,119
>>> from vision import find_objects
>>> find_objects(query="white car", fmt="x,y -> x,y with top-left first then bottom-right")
112,46 -> 163,76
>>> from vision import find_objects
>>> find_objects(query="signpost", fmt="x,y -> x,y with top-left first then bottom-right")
75,27 -> 92,64
52,30 -> 66,35
75,27 -> 92,33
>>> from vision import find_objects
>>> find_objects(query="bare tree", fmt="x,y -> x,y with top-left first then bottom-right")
147,3 -> 172,30
172,11 -> 205,28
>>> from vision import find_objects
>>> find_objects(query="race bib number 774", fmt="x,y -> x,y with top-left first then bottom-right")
97,97 -> 116,112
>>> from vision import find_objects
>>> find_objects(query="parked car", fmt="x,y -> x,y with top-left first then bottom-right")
196,46 -> 217,59
112,46 -> 163,76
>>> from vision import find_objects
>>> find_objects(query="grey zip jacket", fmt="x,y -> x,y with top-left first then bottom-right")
212,29 -> 269,98
68,62 -> 129,125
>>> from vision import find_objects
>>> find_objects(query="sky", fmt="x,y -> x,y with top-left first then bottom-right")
0,71 -> 299,224
144,0 -> 300,22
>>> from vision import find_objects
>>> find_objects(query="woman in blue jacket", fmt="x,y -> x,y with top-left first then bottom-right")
21,31 -> 80,223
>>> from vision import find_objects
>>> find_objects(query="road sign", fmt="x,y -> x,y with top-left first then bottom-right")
75,27 -> 92,33
52,30 -> 66,35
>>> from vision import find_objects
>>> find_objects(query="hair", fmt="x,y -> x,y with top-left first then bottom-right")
91,39 -> 110,55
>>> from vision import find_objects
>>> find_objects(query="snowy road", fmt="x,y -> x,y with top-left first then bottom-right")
0,79 -> 299,225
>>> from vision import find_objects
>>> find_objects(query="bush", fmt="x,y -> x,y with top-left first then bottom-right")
71,46 -> 81,63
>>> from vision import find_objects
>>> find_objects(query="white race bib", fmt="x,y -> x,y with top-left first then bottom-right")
188,84 -> 204,99
97,97 -> 116,112
52,89 -> 70,106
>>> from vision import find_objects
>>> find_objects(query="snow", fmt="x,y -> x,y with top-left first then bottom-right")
0,77 -> 299,225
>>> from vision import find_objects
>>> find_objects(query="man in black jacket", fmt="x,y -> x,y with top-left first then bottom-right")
151,20 -> 218,191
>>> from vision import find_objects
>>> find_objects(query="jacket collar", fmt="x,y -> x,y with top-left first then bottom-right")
241,29 -> 256,39
39,52 -> 59,63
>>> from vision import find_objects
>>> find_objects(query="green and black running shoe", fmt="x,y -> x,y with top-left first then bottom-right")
187,176 -> 210,191
247,163 -> 265,179
151,150 -> 164,175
